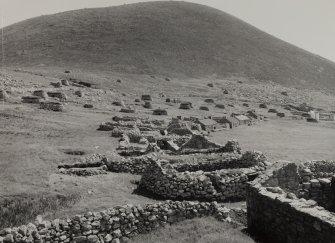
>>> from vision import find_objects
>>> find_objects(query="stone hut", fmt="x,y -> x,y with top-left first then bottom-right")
153,109 -> 168,115
215,104 -> 225,109
179,102 -> 192,110
83,104 -> 93,108
199,106 -> 209,111
22,96 -> 41,104
33,90 -> 48,99
220,117 -> 239,129
141,94 -> 152,101
204,98 -> 215,103
40,101 -> 64,112
120,107 -> 136,113
195,118 -> 218,131
233,114 -> 251,125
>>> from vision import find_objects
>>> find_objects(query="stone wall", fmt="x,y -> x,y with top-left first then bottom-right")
247,162 -> 335,243
0,201 -> 239,243
138,151 -> 267,202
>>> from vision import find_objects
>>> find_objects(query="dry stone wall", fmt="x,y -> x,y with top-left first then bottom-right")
247,162 -> 335,243
0,201 -> 240,243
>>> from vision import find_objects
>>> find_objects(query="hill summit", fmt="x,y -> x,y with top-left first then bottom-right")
1,1 -> 335,90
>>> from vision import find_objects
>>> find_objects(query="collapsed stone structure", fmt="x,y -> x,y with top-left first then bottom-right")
139,151 -> 267,202
0,201 -> 242,243
247,160 -> 335,243
40,101 -> 64,112
47,92 -> 67,101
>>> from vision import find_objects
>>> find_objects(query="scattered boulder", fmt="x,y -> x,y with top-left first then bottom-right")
166,98 -> 171,102
83,104 -> 93,108
22,96 -> 41,104
33,90 -> 48,99
165,78 -> 171,81
277,112 -> 285,118
207,83 -> 214,87
242,103 -> 249,107
281,91 -> 288,96
117,79 -> 122,83
134,99 -> 141,103
64,70 -> 71,73
40,101 -> 64,112
223,89 -> 229,94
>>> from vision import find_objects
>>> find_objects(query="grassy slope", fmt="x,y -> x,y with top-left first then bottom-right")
1,1 -> 335,91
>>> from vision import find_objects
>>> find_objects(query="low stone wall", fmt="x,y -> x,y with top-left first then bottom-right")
247,162 -> 335,243
138,151 -> 267,202
0,201 -> 238,243
104,155 -> 156,175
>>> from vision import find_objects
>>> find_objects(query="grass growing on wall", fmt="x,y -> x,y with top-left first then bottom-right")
0,193 -> 80,228
130,217 -> 255,243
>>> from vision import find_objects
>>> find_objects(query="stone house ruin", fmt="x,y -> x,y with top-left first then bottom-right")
153,109 -> 168,115
141,94 -> 152,101
22,96 -> 41,104
204,98 -> 215,103
215,116 -> 239,129
199,106 -> 209,111
232,114 -> 251,125
179,102 -> 193,109
247,160 -> 335,243
319,113 -> 335,121
195,118 -> 219,131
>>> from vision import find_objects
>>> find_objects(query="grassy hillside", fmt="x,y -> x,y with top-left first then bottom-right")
1,1 -> 335,91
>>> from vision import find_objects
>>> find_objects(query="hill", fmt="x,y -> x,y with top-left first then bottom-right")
1,1 -> 335,91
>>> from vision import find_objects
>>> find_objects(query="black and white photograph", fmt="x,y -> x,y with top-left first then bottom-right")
1,1 -> 335,242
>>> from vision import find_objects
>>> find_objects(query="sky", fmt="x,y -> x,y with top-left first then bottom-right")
1,0 -> 335,62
